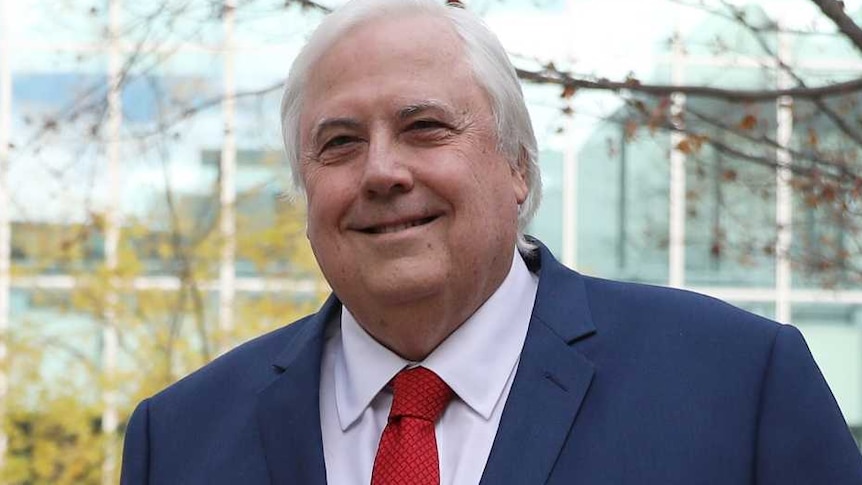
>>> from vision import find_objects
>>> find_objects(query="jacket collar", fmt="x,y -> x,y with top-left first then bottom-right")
256,295 -> 339,485
480,241 -> 597,484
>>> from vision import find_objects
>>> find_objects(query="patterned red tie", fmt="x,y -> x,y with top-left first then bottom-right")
371,366 -> 454,485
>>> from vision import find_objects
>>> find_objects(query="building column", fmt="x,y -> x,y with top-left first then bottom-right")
0,0 -> 12,472
668,30 -> 687,288
219,0 -> 237,352
562,119 -> 578,269
775,25 -> 793,324
101,0 -> 122,483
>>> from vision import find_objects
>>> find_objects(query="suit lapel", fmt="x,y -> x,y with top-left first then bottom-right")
256,296 -> 340,485
480,244 -> 597,485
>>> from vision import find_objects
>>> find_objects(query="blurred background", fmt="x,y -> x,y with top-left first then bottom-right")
1,0 -> 861,482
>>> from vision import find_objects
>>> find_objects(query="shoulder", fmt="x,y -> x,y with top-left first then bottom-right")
529,243 -> 785,363
121,311 -> 323,479
585,275 -> 775,330
149,312 -> 318,408
529,242 -> 780,345
584,275 -> 781,347
567,273 -> 793,385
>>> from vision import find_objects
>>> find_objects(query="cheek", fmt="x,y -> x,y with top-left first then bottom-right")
304,169 -> 345,217
304,188 -> 338,242
306,199 -> 337,236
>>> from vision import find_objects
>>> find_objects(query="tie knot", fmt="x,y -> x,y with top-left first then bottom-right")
389,367 -> 453,422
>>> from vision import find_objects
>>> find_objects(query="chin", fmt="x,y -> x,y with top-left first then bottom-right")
364,271 -> 446,307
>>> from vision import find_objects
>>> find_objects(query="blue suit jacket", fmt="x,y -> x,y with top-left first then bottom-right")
121,244 -> 862,484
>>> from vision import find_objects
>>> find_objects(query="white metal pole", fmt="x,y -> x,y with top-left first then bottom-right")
775,25 -> 793,323
669,30 -> 687,288
0,0 -> 13,471
102,0 -> 122,482
562,120 -> 578,269
219,0 -> 237,352
561,0 -> 580,270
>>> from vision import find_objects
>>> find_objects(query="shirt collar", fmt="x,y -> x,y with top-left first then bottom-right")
334,249 -> 538,430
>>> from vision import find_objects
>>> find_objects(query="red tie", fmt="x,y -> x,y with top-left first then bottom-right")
371,366 -> 454,485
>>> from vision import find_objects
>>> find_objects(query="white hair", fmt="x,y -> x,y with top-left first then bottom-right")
281,0 -> 542,253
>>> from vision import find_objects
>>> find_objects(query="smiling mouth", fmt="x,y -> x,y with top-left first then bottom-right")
361,216 -> 439,234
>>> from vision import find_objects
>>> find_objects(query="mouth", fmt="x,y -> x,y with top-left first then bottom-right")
359,215 -> 439,234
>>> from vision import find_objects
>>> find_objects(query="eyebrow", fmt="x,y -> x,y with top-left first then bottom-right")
397,101 -> 454,120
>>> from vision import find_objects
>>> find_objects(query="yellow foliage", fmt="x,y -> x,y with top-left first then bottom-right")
5,187 -> 327,483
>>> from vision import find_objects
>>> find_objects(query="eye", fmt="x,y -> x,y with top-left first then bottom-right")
407,119 -> 448,131
320,135 -> 358,153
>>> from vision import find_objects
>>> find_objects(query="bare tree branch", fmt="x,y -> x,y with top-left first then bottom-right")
810,0 -> 862,54
668,0 -> 843,36
685,106 -> 862,183
516,67 -> 862,101
145,79 -> 285,137
719,0 -> 862,149
289,0 -> 332,13
615,98 -> 861,185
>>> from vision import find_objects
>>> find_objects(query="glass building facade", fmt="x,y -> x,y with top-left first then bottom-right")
1,0 -> 860,482
526,3 -> 862,443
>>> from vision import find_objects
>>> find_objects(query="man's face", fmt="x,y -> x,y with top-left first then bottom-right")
299,14 -> 528,330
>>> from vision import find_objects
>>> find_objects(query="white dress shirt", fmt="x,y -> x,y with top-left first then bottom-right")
320,250 -> 538,485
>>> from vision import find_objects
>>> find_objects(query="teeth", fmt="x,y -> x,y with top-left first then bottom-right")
374,219 -> 424,234
369,217 -> 434,234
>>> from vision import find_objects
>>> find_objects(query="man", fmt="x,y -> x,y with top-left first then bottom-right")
121,0 -> 862,483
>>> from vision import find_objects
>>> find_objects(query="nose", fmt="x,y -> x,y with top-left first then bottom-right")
361,137 -> 414,198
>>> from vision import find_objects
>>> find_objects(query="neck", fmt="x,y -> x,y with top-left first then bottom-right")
349,295 -> 478,361
342,248 -> 518,361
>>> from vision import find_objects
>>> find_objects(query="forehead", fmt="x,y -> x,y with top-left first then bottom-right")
301,14 -> 482,125
315,13 -> 463,80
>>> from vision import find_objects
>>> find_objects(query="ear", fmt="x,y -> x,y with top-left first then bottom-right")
510,148 -> 530,205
